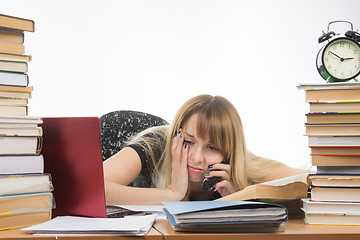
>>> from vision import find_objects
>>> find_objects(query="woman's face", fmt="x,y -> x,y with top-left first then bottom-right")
183,114 -> 225,183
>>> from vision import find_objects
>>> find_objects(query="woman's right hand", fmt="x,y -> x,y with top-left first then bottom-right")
169,129 -> 189,200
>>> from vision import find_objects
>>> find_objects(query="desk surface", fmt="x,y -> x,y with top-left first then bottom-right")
0,227 -> 163,240
1,219 -> 360,240
153,219 -> 360,240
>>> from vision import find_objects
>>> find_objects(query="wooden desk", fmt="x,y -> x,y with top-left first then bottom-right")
153,219 -> 360,240
0,227 -> 163,240
2,219 -> 360,240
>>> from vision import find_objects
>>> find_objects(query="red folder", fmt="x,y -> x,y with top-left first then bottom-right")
41,117 -> 107,218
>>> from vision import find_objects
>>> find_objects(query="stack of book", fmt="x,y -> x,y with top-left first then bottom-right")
298,82 -> 360,225
0,14 -> 53,230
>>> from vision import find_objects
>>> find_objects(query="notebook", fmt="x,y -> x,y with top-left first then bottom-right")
41,117 -> 107,218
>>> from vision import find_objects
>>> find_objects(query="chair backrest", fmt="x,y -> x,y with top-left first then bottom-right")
100,110 -> 169,161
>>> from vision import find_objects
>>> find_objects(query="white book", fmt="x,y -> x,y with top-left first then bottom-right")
297,82 -> 360,90
0,115 -> 42,128
0,105 -> 27,116
0,127 -> 42,136
0,115 -> 42,122
0,155 -> 44,174
0,174 -> 53,196
0,97 -> 28,106
310,174 -> 360,187
316,166 -> 360,175
308,136 -> 360,147
0,71 -> 28,87
0,123 -> 39,128
302,198 -> 360,214
0,136 -> 42,155
311,187 -> 360,202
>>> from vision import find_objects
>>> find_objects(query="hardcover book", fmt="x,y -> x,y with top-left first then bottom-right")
310,174 -> 360,187
305,123 -> 360,136
302,198 -> 360,214
0,60 -> 28,73
0,29 -> 24,44
311,186 -> 360,202
0,136 -> 42,155
311,155 -> 360,166
307,112 -> 360,124
0,192 -> 53,214
0,155 -> 44,174
308,136 -> 360,147
0,13 -> 35,32
0,71 -> 29,87
0,210 -> 51,230
0,174 -> 53,196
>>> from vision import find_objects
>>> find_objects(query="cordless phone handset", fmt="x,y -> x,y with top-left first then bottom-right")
202,159 -> 229,191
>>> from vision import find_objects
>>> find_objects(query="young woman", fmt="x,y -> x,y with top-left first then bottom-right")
103,94 -> 306,205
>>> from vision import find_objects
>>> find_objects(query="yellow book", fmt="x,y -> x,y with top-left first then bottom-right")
0,52 -> 31,62
0,42 -> 24,55
0,85 -> 33,93
0,210 -> 51,231
0,105 -> 27,116
0,14 -> 34,32
0,60 -> 27,73
0,29 -> 24,44
0,193 -> 53,214
0,85 -> 33,99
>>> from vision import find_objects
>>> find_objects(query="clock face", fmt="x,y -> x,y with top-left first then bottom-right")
322,37 -> 360,80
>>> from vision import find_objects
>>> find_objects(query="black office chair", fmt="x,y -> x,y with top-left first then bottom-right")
99,110 -> 169,161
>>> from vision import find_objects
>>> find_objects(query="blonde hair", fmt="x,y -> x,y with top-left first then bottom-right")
126,125 -> 169,178
156,94 -> 255,191
130,95 -> 285,193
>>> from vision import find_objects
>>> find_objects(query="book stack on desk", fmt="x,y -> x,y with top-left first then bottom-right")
0,14 -> 53,231
298,82 -> 360,225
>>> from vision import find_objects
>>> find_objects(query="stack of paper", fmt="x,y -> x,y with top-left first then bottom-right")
22,215 -> 156,236
162,201 -> 288,233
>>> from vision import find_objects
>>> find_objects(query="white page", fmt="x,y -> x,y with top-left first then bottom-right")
259,173 -> 308,186
119,205 -> 166,219
23,215 -> 156,235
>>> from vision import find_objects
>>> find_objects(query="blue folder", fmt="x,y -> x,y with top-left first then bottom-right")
162,200 -> 288,226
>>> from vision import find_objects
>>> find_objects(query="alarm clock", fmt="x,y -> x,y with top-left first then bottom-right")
316,21 -> 360,83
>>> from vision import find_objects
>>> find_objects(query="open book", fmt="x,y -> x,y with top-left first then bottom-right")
217,173 -> 309,201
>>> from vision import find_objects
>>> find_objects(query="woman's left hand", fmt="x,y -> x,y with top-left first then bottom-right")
205,163 -> 237,196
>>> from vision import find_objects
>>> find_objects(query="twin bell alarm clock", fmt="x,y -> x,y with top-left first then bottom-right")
316,21 -> 360,83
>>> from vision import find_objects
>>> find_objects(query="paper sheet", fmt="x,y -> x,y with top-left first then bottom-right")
119,205 -> 166,219
22,215 -> 156,236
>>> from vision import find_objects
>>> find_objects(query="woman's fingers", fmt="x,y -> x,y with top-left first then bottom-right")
206,163 -> 231,181
204,162 -> 236,196
171,129 -> 184,159
170,129 -> 189,199
206,170 -> 230,181
209,162 -> 231,172
214,180 -> 237,196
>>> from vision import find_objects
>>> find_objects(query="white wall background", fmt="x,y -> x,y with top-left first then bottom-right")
2,0 -> 360,168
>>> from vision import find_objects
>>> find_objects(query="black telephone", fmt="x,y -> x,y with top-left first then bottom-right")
202,159 -> 229,191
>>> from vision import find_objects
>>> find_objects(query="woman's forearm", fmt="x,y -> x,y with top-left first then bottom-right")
104,180 -> 182,205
